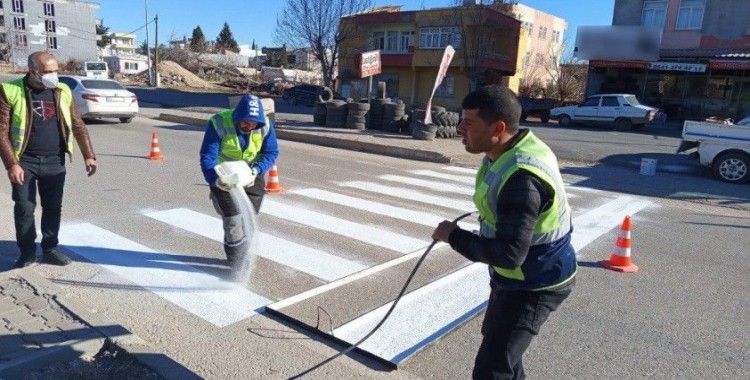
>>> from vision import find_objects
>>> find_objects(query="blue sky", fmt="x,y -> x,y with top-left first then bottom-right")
97,0 -> 614,50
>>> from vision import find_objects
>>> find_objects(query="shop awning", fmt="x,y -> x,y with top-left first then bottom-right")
709,59 -> 750,70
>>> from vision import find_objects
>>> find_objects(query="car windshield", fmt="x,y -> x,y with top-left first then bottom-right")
623,95 -> 641,106
81,80 -> 124,90
86,63 -> 107,71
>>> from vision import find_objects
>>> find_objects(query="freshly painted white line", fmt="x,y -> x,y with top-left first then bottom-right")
379,175 -> 474,196
571,196 -> 653,254
289,188 -> 478,231
59,223 -> 270,327
145,208 -> 367,282
262,199 -> 429,254
340,181 -> 476,212
443,166 -> 477,175
409,170 -> 475,185
295,196 -> 653,363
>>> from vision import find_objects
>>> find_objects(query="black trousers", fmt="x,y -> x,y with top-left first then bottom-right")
473,278 -> 575,380
209,177 -> 265,259
11,154 -> 67,258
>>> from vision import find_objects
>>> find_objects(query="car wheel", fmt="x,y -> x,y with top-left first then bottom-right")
712,152 -> 749,183
558,114 -> 571,127
631,123 -> 645,130
615,117 -> 632,130
119,117 -> 134,124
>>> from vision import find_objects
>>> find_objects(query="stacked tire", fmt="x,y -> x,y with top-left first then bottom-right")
313,101 -> 327,126
433,110 -> 460,138
382,101 -> 406,133
346,102 -> 370,130
325,100 -> 348,128
368,98 -> 391,131
409,109 -> 437,140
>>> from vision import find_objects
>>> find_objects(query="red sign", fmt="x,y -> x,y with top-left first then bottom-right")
360,50 -> 382,78
709,59 -> 750,70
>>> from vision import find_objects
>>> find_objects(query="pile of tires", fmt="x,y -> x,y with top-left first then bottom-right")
382,101 -> 406,133
346,102 -> 370,130
325,100 -> 348,128
313,101 -> 327,126
409,109 -> 437,140
433,110 -> 460,138
368,98 -> 391,131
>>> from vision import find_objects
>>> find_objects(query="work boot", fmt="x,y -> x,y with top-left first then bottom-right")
13,253 -> 36,269
41,248 -> 72,266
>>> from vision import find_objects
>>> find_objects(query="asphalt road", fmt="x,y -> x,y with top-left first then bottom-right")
0,115 -> 748,378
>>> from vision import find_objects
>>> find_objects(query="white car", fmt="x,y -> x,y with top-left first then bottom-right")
550,94 -> 657,130
58,75 -> 138,123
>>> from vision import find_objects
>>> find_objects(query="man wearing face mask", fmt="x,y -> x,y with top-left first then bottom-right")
0,52 -> 97,268
200,94 -> 279,266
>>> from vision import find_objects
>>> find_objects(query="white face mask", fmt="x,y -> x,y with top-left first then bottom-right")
41,72 -> 59,89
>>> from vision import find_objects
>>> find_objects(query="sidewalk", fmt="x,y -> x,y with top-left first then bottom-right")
144,105 -> 484,167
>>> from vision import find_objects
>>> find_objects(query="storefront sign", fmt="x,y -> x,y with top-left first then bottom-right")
575,26 -> 661,61
648,62 -> 706,73
590,60 -> 648,69
360,50 -> 382,78
709,60 -> 750,70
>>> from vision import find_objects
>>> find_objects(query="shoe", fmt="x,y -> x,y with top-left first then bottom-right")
41,248 -> 72,266
13,254 -> 36,269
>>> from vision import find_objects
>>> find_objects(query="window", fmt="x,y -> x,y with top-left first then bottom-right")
385,31 -> 399,52
535,53 -> 544,65
528,23 -> 534,36
43,2 -> 55,16
538,26 -> 547,39
0,16 -> 4,27
601,96 -> 620,107
523,52 -> 531,67
581,97 -> 600,107
641,0 -> 667,28
419,27 -> 461,49
400,31 -> 414,52
82,80 -> 124,90
435,76 -> 454,97
14,33 -> 27,48
676,0 -> 704,30
0,34 -> 6,44
46,36 -> 57,50
12,0 -> 23,13
370,31 -> 384,50
13,17 -> 25,30
45,20 -> 55,33
124,62 -> 139,70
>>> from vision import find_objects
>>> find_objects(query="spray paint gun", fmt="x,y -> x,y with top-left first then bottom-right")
214,161 -> 257,190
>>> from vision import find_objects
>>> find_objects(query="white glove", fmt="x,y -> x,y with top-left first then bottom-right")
215,177 -> 233,192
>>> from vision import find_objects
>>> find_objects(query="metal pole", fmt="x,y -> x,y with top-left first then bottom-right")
154,14 -> 159,87
368,75 -> 373,103
144,0 -> 152,86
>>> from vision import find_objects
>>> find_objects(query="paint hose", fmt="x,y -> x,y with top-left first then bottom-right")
290,211 -> 476,379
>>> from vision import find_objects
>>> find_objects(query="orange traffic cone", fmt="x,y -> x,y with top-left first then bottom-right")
265,165 -> 283,193
599,215 -> 639,273
148,131 -> 164,160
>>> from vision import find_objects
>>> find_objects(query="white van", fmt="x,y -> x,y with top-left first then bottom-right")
80,61 -> 109,79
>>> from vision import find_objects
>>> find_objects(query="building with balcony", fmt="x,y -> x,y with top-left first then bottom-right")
100,31 -> 148,75
585,0 -> 750,120
0,0 -> 99,66
337,3 -> 520,109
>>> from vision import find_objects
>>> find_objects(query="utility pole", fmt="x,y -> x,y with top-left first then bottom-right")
154,14 -> 159,87
144,0 -> 152,86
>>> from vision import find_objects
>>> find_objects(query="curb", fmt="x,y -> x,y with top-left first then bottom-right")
155,113 -> 453,164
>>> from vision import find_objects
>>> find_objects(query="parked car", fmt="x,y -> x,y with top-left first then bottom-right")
281,84 -> 343,106
59,75 -> 138,123
519,97 -> 556,123
550,94 -> 656,130
677,118 -> 750,183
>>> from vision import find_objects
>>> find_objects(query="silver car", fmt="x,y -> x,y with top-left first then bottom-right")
550,94 -> 657,130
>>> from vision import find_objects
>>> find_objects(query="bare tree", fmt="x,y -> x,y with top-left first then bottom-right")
543,41 -> 586,102
275,0 -> 372,86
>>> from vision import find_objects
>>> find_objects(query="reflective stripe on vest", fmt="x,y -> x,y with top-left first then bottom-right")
209,110 -> 270,164
1,78 -> 74,158
473,131 -> 572,281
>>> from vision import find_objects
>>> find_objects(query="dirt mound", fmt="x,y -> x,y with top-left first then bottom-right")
120,60 -> 220,90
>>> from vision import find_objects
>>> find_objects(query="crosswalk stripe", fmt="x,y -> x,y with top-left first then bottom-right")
379,175 -> 474,196
339,181 -> 476,212
290,188 -> 478,231
443,166 -> 477,174
299,195 -> 654,364
409,170 -> 475,185
59,223 -> 269,327
144,208 -> 368,282
262,199 -> 430,254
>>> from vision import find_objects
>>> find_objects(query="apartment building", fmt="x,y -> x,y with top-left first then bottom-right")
586,0 -> 750,119
101,32 -> 148,75
0,0 -> 99,66
337,3 -> 520,109
511,3 -> 568,86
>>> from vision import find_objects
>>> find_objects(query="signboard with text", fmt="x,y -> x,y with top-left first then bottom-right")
648,61 -> 706,73
360,50 -> 382,78
575,26 -> 662,61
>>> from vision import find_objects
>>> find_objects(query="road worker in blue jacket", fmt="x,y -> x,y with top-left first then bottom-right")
432,85 -> 576,379
199,94 -> 279,266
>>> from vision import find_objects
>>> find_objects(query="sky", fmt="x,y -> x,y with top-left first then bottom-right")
96,0 -> 615,52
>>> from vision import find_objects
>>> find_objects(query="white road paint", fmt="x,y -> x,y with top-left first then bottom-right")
262,199 -> 430,254
59,223 -> 270,327
144,208 -> 367,282
409,170 -> 475,185
290,188 -> 478,231
312,195 -> 654,364
379,175 -> 475,196
443,166 -> 478,175
339,181 -> 476,212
